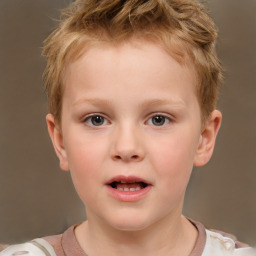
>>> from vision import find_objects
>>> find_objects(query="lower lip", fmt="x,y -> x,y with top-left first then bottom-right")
106,185 -> 152,202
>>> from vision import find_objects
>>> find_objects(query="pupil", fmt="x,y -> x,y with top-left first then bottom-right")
153,116 -> 164,126
92,116 -> 104,126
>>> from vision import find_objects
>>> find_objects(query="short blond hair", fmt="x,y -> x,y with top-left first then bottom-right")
42,0 -> 223,123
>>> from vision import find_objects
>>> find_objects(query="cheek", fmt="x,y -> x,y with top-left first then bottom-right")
152,142 -> 194,207
65,131 -> 108,169
63,135 -> 108,190
68,145 -> 98,173
65,142 -> 104,206
149,131 -> 199,184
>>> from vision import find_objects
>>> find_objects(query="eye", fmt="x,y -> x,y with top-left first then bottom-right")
147,115 -> 171,126
84,114 -> 109,126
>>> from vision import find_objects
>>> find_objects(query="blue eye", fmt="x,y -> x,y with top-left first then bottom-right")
85,115 -> 108,126
148,115 -> 170,126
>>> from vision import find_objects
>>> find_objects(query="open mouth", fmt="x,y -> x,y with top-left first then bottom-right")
109,181 -> 148,192
106,176 -> 152,201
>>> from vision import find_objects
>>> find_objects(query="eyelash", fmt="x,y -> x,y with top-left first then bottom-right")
82,113 -> 173,127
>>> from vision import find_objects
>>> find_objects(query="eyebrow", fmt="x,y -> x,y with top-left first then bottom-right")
138,98 -> 187,109
72,98 -> 186,109
72,98 -> 113,108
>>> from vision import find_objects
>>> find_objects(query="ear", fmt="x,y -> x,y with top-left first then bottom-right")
46,114 -> 69,171
193,110 -> 222,167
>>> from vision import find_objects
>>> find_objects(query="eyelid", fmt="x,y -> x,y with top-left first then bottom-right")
147,112 -> 174,120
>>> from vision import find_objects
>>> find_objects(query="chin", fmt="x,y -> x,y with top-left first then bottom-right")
111,222 -> 149,232
107,214 -> 153,232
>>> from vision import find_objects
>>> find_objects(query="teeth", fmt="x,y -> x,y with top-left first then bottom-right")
117,186 -> 142,192
113,181 -> 148,191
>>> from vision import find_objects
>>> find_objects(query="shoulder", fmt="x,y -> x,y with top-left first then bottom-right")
0,238 -> 57,256
203,229 -> 256,256
0,226 -> 76,256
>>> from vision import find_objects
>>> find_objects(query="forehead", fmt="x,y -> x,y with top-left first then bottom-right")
63,39 -> 198,90
61,40 -> 199,118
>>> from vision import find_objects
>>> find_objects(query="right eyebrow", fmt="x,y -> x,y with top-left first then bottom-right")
71,98 -> 113,108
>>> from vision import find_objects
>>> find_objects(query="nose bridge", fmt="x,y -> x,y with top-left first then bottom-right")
111,121 -> 144,161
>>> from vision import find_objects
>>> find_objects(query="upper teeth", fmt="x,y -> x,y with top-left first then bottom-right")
117,187 -> 141,191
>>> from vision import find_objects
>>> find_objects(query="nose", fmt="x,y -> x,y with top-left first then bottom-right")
111,124 -> 145,162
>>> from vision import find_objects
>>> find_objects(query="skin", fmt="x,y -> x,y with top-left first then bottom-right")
47,39 -> 222,256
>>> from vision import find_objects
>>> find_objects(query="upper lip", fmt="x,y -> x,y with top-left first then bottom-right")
106,175 -> 152,185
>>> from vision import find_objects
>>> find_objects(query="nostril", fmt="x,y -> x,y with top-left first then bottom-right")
113,154 -> 140,161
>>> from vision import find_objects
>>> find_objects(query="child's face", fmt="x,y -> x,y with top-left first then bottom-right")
47,40 -> 221,231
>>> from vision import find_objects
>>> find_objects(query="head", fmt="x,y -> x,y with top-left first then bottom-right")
43,0 -> 223,125
43,0 -> 222,231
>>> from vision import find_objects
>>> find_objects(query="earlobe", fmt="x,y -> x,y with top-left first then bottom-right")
193,110 -> 222,167
46,114 -> 69,171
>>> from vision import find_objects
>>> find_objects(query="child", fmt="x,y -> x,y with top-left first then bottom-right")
1,0 -> 255,255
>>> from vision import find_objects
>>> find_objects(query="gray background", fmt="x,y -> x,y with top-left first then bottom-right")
0,0 -> 255,246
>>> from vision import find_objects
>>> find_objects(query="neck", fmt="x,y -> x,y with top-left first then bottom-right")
75,213 -> 198,256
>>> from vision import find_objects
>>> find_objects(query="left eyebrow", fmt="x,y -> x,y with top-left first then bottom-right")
138,98 -> 187,109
